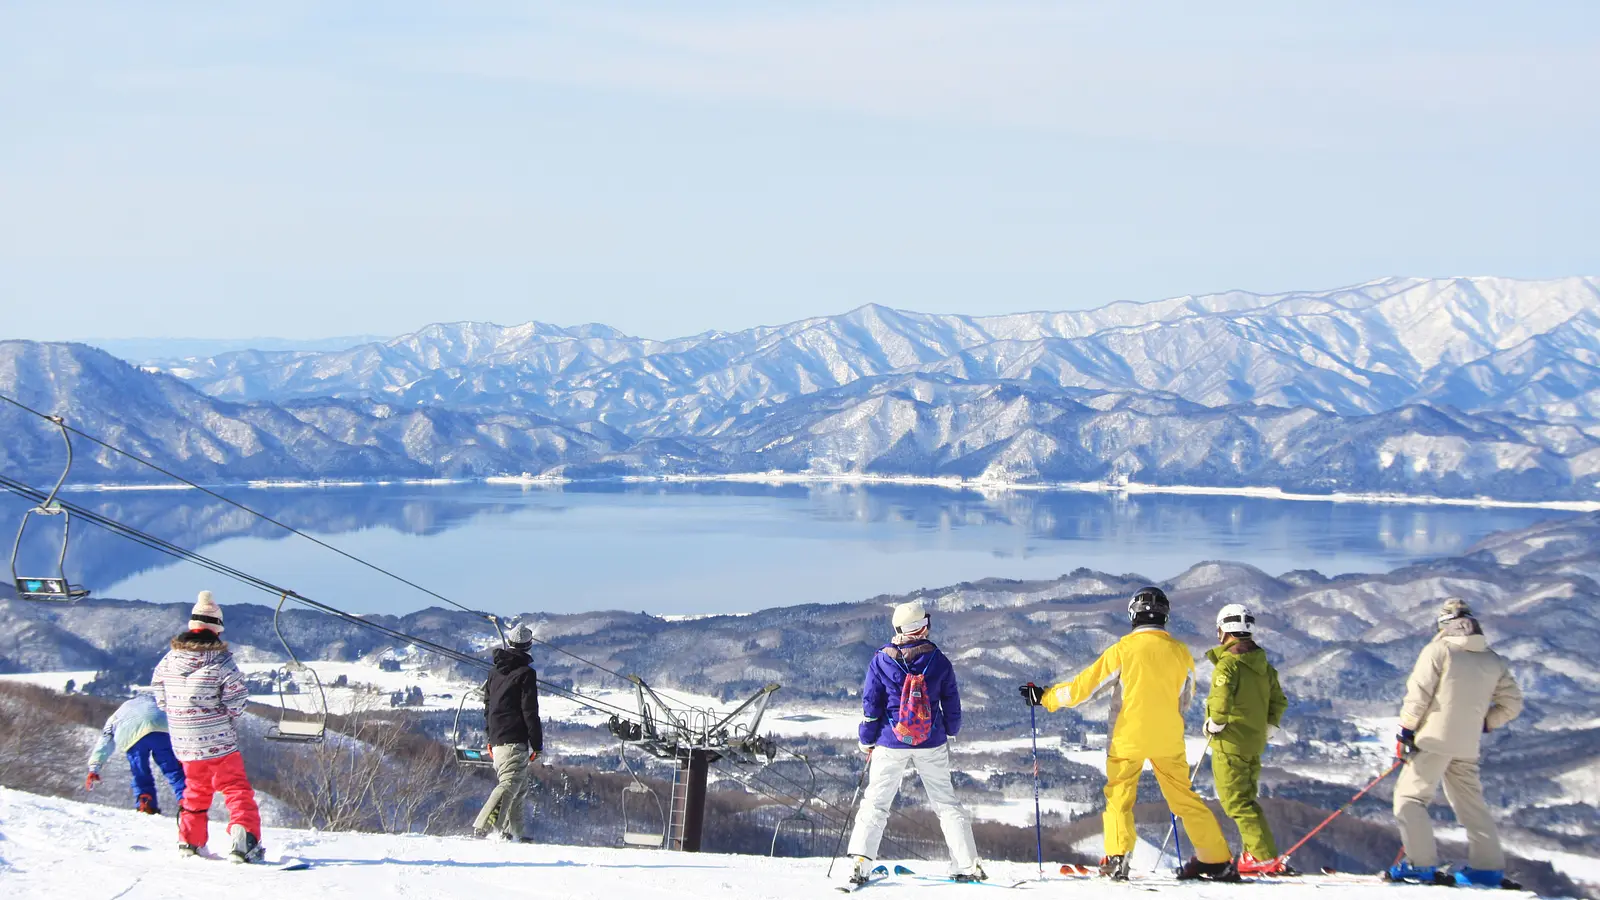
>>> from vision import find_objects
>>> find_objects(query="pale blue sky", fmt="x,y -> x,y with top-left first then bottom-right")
2,2 -> 1597,341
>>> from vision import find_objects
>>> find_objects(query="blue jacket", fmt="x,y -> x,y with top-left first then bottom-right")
858,639 -> 961,750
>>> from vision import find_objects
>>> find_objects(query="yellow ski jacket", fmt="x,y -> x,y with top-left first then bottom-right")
1042,627 -> 1196,759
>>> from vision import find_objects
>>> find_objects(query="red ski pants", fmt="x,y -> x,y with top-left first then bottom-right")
178,751 -> 261,848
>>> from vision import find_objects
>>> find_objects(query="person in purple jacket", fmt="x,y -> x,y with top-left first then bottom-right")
844,601 -> 983,885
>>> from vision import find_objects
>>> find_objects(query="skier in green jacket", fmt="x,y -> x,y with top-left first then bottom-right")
1202,603 -> 1290,876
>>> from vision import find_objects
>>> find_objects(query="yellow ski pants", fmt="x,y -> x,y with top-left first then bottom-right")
1103,754 -> 1231,863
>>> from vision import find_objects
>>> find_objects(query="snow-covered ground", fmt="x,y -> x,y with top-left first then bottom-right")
0,787 -> 1524,900
0,671 -> 101,692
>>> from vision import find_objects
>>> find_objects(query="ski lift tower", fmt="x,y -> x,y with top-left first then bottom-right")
609,675 -> 780,852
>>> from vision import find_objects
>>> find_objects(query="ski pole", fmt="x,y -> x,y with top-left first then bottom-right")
1153,736 -> 1212,871
826,752 -> 872,878
1172,813 -> 1184,866
1278,759 -> 1403,864
1029,700 -> 1043,879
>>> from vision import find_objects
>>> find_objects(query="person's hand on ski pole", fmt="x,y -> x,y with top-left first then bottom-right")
84,771 -> 100,791
1203,717 -> 1227,735
1394,727 -> 1417,761
858,743 -> 874,757
1019,683 -> 1045,706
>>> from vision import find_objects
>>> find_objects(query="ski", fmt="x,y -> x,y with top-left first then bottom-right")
893,865 -> 1027,889
837,865 -> 891,893
1057,863 -> 1159,892
1316,869 -> 1527,892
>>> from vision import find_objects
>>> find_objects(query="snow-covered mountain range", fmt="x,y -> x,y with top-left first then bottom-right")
5,277 -> 1600,498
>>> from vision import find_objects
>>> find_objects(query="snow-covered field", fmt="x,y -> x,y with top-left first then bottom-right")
0,787 -> 1519,900
234,659 -> 864,740
0,671 -> 102,692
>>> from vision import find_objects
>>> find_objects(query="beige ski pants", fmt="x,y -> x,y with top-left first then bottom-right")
1393,750 -> 1504,870
473,743 -> 531,838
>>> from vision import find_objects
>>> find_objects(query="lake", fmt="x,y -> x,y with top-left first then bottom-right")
5,482 -> 1563,616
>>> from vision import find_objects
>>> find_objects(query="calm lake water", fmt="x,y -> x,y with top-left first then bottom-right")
7,482 -> 1563,616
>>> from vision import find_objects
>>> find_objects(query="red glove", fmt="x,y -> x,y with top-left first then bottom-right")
486,746 -> 494,760
85,772 -> 101,791
529,750 -> 540,762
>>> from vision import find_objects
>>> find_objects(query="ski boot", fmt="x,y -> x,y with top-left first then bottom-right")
177,843 -> 200,858
1237,852 -> 1297,877
953,865 -> 988,884
1454,868 -> 1511,889
1176,857 -> 1242,882
1385,860 -> 1452,885
228,824 -> 265,864
1099,855 -> 1131,881
849,856 -> 875,887
136,793 -> 159,815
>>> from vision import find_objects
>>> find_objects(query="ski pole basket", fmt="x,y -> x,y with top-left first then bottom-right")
9,416 -> 89,603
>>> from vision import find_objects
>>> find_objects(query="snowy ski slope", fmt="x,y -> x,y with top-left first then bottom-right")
0,787 -> 1546,900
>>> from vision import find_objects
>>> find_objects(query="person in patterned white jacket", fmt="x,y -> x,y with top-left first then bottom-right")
151,590 -> 265,863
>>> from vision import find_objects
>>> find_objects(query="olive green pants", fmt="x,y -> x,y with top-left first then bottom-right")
1212,749 -> 1277,860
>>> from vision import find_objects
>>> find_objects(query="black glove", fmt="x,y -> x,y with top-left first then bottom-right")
1019,683 -> 1045,706
1395,727 -> 1417,760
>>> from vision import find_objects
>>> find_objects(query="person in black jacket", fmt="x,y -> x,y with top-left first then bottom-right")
472,623 -> 543,841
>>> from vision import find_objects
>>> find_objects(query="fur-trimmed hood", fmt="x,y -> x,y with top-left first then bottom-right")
170,629 -> 228,652
166,630 -> 234,676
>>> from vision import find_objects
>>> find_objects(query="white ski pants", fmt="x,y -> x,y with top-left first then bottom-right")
1394,750 -> 1505,870
846,744 -> 979,873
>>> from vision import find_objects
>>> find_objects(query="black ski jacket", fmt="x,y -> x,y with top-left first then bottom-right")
483,647 -> 543,751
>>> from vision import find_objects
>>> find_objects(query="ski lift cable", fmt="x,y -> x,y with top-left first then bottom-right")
0,392 -> 676,697
0,473 -> 641,722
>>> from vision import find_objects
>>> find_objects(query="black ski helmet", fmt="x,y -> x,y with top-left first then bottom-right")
1128,586 -> 1170,629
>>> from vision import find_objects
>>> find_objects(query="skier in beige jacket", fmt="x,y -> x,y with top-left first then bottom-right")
1388,599 -> 1523,888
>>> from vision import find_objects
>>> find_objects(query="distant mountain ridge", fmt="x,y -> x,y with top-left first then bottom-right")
4,276 -> 1600,499
148,276 -> 1600,423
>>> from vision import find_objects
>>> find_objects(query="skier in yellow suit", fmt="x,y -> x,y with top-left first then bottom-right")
1021,587 -> 1238,882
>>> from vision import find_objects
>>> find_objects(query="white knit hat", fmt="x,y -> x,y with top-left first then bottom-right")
189,590 -> 225,633
892,601 -> 929,635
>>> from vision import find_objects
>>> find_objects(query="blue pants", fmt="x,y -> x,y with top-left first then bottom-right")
127,732 -> 186,810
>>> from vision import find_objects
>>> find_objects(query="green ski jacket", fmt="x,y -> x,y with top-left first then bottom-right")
1204,638 -> 1287,757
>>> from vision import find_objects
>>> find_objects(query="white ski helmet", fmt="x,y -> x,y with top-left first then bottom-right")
892,601 -> 930,635
1216,603 -> 1255,636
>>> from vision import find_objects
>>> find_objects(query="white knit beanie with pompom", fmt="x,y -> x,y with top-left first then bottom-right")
189,590 -> 225,633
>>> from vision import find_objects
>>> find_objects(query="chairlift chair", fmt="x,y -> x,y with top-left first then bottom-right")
619,739 -> 667,848
769,754 -> 818,857
9,416 -> 89,603
265,593 -> 328,744
452,683 -> 494,767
